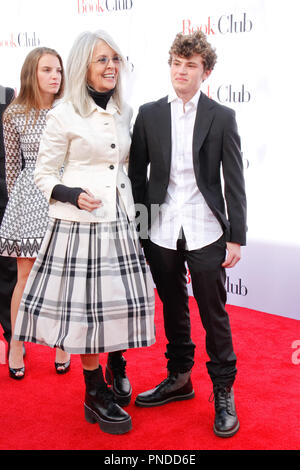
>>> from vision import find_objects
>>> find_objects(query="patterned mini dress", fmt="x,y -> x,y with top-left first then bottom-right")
0,105 -> 49,258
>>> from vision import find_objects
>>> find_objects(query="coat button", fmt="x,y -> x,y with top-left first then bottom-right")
111,143 -> 116,148
121,183 -> 125,188
109,165 -> 114,170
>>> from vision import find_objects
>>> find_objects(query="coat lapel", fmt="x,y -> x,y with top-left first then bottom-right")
193,92 -> 215,161
155,97 -> 172,172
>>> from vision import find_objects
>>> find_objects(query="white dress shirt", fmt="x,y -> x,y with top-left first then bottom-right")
150,88 -> 223,251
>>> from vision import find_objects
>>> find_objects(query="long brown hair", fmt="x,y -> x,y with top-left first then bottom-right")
4,47 -> 65,124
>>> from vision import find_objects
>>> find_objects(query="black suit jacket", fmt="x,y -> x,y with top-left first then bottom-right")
0,86 -> 15,214
128,92 -> 247,246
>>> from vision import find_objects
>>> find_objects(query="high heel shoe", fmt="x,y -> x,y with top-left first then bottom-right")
8,343 -> 26,380
55,358 -> 71,374
9,366 -> 25,380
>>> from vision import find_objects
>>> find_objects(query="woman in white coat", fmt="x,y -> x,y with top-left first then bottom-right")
13,30 -> 155,435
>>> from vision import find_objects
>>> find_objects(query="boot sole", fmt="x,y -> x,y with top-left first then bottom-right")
105,366 -> 132,407
213,420 -> 240,438
135,390 -> 195,407
84,403 -> 132,435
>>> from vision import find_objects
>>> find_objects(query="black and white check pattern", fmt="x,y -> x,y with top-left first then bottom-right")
0,106 -> 49,257
14,196 -> 155,353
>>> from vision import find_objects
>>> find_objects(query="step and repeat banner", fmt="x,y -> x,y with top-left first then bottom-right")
0,0 -> 299,320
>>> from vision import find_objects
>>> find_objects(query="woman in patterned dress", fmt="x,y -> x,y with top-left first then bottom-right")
13,31 -> 155,435
0,47 -> 70,378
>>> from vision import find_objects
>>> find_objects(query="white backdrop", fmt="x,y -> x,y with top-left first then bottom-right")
1,0 -> 300,320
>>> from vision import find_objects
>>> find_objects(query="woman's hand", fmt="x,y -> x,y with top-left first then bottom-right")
77,189 -> 102,212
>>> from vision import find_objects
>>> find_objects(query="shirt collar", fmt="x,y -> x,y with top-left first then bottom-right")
168,88 -> 201,107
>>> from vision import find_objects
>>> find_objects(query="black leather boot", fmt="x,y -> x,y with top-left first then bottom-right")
83,366 -> 132,435
105,352 -> 132,407
212,385 -> 240,437
135,370 -> 194,407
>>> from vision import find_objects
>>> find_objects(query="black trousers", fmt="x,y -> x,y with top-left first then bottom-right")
143,233 -> 237,387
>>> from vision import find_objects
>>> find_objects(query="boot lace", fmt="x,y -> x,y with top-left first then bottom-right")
209,386 -> 233,414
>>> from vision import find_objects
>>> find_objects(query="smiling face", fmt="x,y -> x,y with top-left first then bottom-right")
37,53 -> 62,99
170,53 -> 211,103
87,40 -> 120,93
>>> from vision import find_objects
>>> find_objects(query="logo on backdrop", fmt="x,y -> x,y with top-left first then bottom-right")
291,340 -> 300,365
185,272 -> 248,296
204,84 -> 251,104
77,0 -> 133,14
182,12 -> 253,35
126,56 -> 134,72
0,32 -> 40,48
226,276 -> 248,296
241,152 -> 249,170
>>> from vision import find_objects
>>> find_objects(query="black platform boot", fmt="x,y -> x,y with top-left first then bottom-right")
83,366 -> 132,435
105,352 -> 132,407
212,385 -> 240,437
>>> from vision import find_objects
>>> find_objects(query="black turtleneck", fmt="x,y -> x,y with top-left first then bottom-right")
50,87 -> 116,208
87,85 -> 115,110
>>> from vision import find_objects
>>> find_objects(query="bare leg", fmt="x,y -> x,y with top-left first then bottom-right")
55,348 -> 71,370
10,258 -> 69,375
80,354 -> 100,371
9,258 -> 35,375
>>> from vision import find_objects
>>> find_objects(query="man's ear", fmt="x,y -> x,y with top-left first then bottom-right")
203,69 -> 212,82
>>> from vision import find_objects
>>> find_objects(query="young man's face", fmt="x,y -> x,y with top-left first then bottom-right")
170,53 -> 211,102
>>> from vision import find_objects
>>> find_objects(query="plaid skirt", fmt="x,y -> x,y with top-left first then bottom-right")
14,196 -> 155,354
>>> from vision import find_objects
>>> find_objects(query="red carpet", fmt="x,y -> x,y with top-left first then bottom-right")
0,291 -> 299,450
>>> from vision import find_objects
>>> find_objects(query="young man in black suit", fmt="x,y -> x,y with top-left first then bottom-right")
129,32 -> 247,437
0,86 -> 17,355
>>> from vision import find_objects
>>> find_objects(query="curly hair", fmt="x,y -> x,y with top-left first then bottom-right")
168,31 -> 217,71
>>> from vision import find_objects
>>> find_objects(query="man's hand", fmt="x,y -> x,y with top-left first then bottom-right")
222,242 -> 241,268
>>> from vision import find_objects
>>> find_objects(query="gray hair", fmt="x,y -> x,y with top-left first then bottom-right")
64,30 -> 125,116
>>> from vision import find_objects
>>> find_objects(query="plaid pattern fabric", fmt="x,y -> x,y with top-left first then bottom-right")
0,107 -> 49,258
14,196 -> 155,353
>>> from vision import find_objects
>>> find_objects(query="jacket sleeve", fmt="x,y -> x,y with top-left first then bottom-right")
128,107 -> 149,205
123,105 -> 133,171
51,184 -> 85,207
34,112 -> 69,203
3,112 -> 22,197
221,109 -> 247,245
